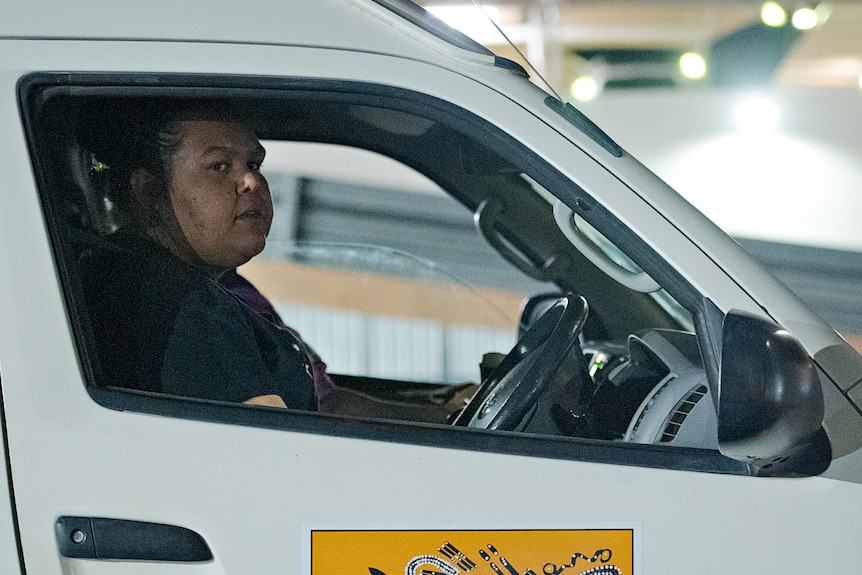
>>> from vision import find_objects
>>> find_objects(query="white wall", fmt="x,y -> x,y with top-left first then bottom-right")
262,88 -> 862,251
580,87 -> 862,252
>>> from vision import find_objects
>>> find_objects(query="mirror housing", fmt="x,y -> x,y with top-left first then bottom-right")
719,310 -> 831,476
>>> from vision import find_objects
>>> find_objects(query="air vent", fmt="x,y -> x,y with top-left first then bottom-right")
660,384 -> 708,443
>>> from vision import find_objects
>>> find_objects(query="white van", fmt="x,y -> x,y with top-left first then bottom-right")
2,1 -> 861,573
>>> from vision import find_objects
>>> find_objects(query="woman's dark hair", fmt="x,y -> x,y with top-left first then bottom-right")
83,98 -> 243,205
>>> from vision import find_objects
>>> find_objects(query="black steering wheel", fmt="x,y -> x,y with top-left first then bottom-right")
453,294 -> 589,430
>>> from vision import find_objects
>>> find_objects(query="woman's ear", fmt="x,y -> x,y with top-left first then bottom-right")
129,168 -> 167,228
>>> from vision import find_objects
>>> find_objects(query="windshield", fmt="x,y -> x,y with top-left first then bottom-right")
522,174 -> 694,331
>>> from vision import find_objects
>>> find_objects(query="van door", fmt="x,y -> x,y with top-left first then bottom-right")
0,412 -> 23,575
1,41 -> 860,575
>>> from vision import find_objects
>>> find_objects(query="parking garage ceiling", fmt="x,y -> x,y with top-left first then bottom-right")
415,1 -> 862,97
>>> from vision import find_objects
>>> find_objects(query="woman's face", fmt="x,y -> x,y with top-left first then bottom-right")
154,119 -> 273,275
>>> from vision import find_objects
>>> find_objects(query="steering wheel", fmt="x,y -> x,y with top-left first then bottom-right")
453,294 -> 589,430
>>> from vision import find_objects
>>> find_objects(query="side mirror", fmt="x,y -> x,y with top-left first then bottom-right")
719,310 -> 831,476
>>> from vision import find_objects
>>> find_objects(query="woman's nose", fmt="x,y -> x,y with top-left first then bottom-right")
238,169 -> 263,194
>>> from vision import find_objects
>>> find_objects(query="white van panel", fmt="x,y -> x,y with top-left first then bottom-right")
1,2 -> 860,571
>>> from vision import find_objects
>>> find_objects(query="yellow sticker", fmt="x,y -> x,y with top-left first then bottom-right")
310,527 -> 635,575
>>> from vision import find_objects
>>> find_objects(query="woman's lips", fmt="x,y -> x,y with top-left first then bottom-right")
236,208 -> 267,220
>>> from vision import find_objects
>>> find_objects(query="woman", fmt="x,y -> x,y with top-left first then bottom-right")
85,102 -> 473,420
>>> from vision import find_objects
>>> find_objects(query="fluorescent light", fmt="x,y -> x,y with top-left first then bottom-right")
814,3 -> 832,26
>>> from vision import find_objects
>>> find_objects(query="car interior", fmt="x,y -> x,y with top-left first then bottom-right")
24,75 -> 739,465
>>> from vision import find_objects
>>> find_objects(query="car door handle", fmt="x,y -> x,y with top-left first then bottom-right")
56,516 -> 212,562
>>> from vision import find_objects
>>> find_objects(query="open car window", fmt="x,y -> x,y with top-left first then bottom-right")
24,74 -> 749,476
244,142 -> 536,384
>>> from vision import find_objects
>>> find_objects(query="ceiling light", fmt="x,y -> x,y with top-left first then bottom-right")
425,4 -> 501,40
735,97 -> 779,133
814,3 -> 832,26
792,7 -> 819,30
571,76 -> 600,102
679,52 -> 707,79
761,2 -> 787,27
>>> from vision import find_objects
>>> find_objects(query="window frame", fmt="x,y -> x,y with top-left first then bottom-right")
20,71 -> 747,477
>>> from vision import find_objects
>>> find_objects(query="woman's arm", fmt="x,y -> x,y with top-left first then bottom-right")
243,394 -> 288,408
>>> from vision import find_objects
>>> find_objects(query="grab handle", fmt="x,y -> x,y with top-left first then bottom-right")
553,200 -> 660,293
475,198 -> 569,282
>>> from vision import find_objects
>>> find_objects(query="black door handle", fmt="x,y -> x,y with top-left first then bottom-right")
56,516 -> 212,562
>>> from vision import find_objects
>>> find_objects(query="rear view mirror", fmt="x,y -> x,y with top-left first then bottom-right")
719,310 -> 831,476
